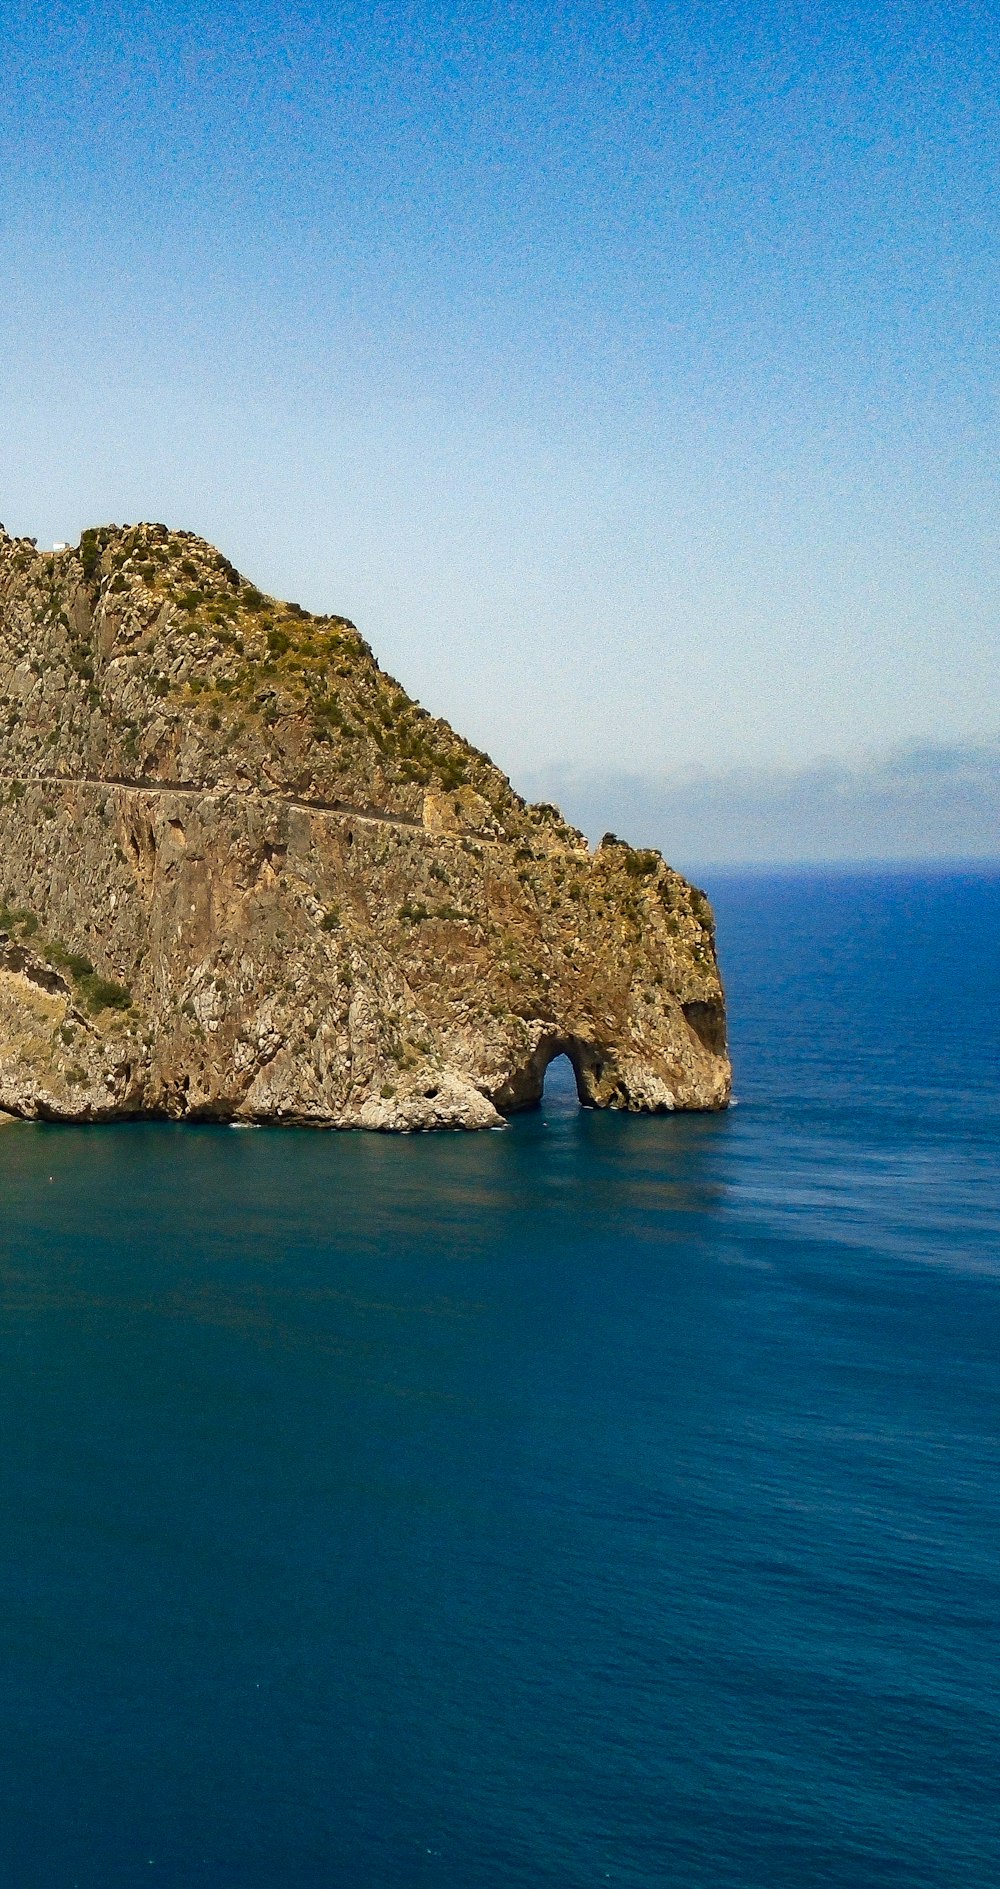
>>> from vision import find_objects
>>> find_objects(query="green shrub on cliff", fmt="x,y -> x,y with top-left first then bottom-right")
623,848 -> 660,879
43,942 -> 95,980
0,904 -> 36,934
79,530 -> 104,581
78,972 -> 132,1013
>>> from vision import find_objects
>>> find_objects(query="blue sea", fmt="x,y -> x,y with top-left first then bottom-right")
1,867 -> 998,1889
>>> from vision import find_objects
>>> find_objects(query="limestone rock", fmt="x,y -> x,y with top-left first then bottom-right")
0,522 -> 730,1127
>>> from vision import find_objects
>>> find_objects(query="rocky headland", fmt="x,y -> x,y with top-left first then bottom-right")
0,522 -> 730,1128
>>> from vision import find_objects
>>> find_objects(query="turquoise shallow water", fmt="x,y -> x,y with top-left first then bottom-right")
1,867 -> 998,1888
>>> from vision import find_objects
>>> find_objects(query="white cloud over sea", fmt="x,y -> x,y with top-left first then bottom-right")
520,740 -> 1000,873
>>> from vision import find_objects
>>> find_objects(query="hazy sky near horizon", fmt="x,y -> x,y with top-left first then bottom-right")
2,0 -> 998,784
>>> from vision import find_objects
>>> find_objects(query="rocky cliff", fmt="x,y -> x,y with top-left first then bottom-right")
0,522 -> 730,1127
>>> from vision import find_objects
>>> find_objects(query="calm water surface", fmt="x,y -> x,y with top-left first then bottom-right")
1,868 -> 998,1888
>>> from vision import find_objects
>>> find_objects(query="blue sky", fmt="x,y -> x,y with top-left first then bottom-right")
2,0 -> 998,831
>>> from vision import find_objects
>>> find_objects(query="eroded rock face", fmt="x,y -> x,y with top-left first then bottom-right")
0,522 -> 730,1127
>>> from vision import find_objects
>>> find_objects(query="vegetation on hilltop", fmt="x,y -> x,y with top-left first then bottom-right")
0,522 -> 577,837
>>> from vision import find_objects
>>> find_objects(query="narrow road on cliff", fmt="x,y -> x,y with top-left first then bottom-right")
0,773 -> 508,844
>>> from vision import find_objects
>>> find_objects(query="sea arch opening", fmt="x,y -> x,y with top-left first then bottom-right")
539,1033 -> 608,1111
491,1031 -> 606,1115
541,1051 -> 582,1111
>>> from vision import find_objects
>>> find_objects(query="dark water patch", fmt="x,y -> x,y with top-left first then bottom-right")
0,869 -> 998,1887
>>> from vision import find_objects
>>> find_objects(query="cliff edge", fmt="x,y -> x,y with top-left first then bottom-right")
0,522 -> 730,1127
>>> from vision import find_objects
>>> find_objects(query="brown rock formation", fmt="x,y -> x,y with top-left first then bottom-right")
0,522 -> 730,1127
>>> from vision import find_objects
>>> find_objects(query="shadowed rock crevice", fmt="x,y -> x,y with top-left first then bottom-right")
681,998 -> 728,1057
0,522 -> 731,1128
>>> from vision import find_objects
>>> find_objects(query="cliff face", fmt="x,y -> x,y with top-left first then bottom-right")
0,522 -> 730,1128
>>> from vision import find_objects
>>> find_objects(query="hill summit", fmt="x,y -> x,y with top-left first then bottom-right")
0,522 -> 730,1126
